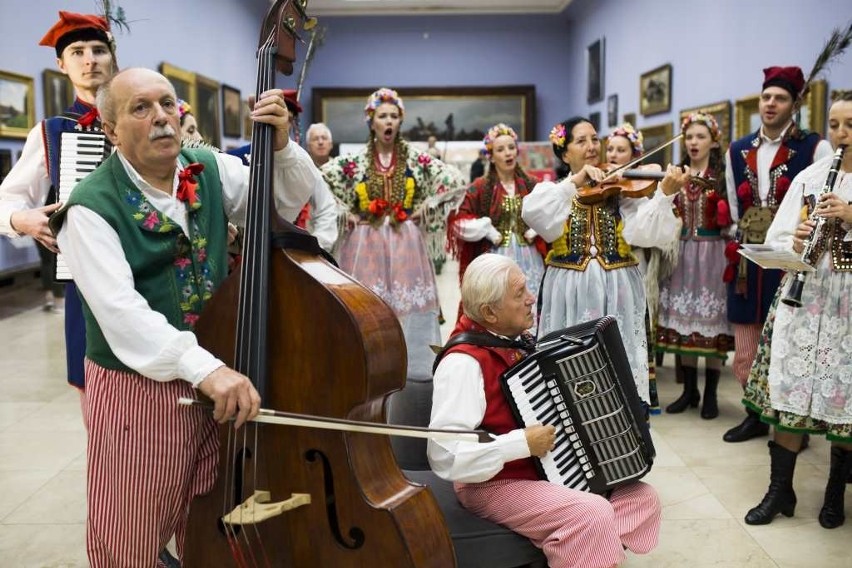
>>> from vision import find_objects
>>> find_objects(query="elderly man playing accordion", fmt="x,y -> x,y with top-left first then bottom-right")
428,253 -> 660,568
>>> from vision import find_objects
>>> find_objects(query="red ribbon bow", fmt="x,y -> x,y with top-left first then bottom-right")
177,163 -> 205,206
368,198 -> 389,217
77,107 -> 100,128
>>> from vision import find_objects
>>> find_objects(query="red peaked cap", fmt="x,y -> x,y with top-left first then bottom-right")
283,89 -> 302,115
762,66 -> 805,98
39,11 -> 111,56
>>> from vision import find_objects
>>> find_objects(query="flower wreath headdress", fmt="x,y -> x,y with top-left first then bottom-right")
177,98 -> 192,119
606,123 -> 644,156
681,112 -> 720,142
482,123 -> 518,159
549,123 -> 567,150
364,88 -> 405,124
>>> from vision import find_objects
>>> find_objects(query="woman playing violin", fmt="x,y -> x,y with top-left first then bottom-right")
522,117 -> 689,410
657,113 -> 734,419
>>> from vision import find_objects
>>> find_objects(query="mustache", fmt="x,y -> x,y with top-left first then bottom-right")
149,124 -> 177,140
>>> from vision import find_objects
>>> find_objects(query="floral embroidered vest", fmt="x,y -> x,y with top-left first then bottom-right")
51,149 -> 228,373
546,195 -> 636,271
676,172 -> 728,241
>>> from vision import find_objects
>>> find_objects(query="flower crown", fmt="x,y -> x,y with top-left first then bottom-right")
606,123 -> 644,156
681,112 -> 720,141
483,123 -> 518,158
364,88 -> 405,124
177,98 -> 192,118
549,123 -> 567,149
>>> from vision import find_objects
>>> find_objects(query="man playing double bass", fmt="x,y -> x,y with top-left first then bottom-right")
51,66 -> 316,566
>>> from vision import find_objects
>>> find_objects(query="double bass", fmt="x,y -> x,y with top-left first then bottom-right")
182,1 -> 455,565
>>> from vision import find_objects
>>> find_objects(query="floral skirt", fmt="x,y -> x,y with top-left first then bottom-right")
657,239 -> 734,359
338,219 -> 441,379
743,276 -> 852,443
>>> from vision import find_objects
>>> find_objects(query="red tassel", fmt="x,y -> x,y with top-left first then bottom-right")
716,200 -> 731,227
723,263 -> 735,283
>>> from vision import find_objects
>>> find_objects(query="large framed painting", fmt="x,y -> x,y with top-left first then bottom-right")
195,75 -> 221,148
679,100 -> 732,152
159,62 -> 196,108
734,93 -> 760,139
42,69 -> 74,119
639,122 -> 674,168
640,64 -> 672,116
800,79 -> 827,136
311,85 -> 536,145
0,70 -> 35,139
221,84 -> 242,138
586,37 -> 605,104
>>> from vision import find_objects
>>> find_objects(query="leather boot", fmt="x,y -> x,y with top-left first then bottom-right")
723,407 -> 769,442
745,441 -> 798,525
819,446 -> 852,528
674,354 -> 683,384
701,368 -> 720,419
666,366 -> 699,413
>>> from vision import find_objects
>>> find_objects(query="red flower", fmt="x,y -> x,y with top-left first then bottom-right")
392,203 -> 408,222
368,198 -> 389,216
775,176 -> 791,204
417,154 -> 432,166
343,160 -> 357,178
736,181 -> 753,211
716,200 -> 731,227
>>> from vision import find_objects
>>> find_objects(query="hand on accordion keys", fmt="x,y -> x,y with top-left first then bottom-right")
525,424 -> 557,458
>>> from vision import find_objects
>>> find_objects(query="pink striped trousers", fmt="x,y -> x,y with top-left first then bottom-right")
455,479 -> 660,568
732,323 -> 762,386
84,360 -> 219,567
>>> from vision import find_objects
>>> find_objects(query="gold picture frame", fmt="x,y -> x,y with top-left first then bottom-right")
195,74 -> 221,148
640,64 -> 672,116
42,69 -> 75,119
159,62 -> 196,110
734,93 -> 761,139
800,79 -> 827,136
679,100 -> 732,152
639,122 -> 674,168
0,70 -> 35,139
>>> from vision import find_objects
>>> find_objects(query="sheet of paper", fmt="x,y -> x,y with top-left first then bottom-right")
737,245 -> 815,272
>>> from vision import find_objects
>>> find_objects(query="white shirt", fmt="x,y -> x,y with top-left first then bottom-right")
55,143 -> 316,386
0,123 -> 52,236
724,122 -> 833,228
520,177 -> 680,248
306,178 -> 340,252
428,352 -> 532,484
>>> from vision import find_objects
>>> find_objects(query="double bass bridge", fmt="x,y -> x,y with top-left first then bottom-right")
221,490 -> 311,526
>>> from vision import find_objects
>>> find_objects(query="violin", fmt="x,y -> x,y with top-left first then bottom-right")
576,134 -> 684,205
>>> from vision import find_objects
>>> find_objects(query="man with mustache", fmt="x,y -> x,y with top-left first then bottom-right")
0,11 -> 118,394
50,67 -> 315,566
722,66 -> 832,443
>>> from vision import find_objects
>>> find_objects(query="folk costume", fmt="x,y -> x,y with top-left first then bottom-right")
52,144 -> 315,566
449,124 -> 546,326
0,12 -> 116,391
322,89 -> 465,378
428,315 -> 661,568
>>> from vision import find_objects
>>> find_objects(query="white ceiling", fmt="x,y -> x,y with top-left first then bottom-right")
306,0 -> 573,16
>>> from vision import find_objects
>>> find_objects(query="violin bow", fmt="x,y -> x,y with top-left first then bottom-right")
602,133 -> 684,182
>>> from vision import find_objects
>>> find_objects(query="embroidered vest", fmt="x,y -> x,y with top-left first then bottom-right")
802,196 -> 852,271
677,174 -> 726,241
546,195 -> 637,271
444,317 -> 539,482
51,148 -> 228,373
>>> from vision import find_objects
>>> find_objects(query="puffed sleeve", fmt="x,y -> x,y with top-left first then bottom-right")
521,178 -> 578,243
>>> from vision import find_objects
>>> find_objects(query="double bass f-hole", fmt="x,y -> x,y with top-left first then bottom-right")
305,449 -> 366,550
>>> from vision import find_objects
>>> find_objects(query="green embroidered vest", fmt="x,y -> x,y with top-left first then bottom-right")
546,195 -> 637,271
51,148 -> 229,373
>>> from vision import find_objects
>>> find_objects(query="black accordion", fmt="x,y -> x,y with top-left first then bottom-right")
500,316 -> 655,494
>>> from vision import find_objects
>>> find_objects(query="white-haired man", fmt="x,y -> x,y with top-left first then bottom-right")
306,121 -> 333,167
428,253 -> 661,568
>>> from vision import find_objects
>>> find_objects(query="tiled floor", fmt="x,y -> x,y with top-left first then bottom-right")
0,261 -> 850,567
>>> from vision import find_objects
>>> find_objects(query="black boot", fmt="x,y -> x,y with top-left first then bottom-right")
674,354 -> 683,384
701,368 -> 720,419
723,407 -> 769,442
745,441 -> 798,525
655,350 -> 664,367
666,366 -> 699,413
819,446 -> 852,529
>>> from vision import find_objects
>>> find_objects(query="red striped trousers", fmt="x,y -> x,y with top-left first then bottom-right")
732,323 -> 762,386
84,360 -> 219,567
454,479 -> 660,568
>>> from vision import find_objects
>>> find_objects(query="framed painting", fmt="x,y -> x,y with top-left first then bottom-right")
159,62 -> 195,108
221,84 -> 242,138
623,112 -> 637,127
639,123 -> 674,168
589,111 -> 601,132
42,69 -> 74,119
734,93 -> 760,139
587,37 -> 605,104
0,70 -> 35,139
607,94 -> 618,128
679,100 -> 732,152
311,85 -> 536,145
195,74 -> 221,148
800,79 -> 827,136
640,64 -> 672,116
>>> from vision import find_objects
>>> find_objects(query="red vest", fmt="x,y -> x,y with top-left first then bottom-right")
445,316 -> 540,482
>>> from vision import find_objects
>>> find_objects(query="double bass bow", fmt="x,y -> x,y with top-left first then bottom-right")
182,1 -> 457,566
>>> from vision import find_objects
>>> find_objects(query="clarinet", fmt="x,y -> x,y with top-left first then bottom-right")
782,144 -> 847,308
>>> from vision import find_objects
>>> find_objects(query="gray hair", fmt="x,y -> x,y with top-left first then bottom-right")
461,253 -> 516,324
95,76 -> 117,124
306,122 -> 332,142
